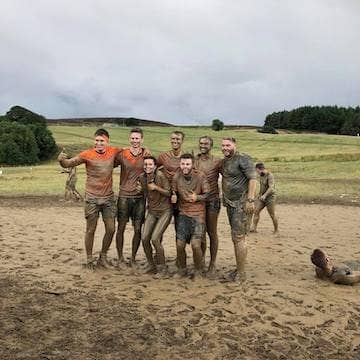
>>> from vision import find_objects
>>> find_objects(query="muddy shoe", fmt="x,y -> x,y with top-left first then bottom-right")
190,270 -> 204,281
173,268 -> 188,279
113,259 -> 127,270
82,258 -> 97,270
153,265 -> 169,279
143,265 -> 157,274
232,270 -> 247,283
206,266 -> 217,279
97,255 -> 111,269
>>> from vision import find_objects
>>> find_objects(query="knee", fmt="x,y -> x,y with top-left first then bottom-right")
191,241 -> 202,251
176,240 -> 185,250
231,232 -> 245,244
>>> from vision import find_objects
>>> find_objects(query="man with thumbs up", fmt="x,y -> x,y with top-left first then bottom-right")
58,128 -> 121,269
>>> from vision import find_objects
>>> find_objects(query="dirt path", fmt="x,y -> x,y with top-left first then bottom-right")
0,201 -> 359,359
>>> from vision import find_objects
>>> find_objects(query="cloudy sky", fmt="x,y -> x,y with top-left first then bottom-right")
1,1 -> 359,125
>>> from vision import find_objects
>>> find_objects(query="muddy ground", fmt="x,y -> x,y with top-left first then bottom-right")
0,199 -> 359,359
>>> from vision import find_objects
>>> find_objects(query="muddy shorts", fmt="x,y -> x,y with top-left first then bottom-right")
224,199 -> 249,236
84,196 -> 117,220
260,195 -> 276,207
176,215 -> 205,244
206,197 -> 221,214
117,196 -> 145,223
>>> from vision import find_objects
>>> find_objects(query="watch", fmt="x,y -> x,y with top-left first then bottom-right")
247,198 -> 255,203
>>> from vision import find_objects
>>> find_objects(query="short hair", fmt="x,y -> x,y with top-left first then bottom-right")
171,131 -> 185,140
143,155 -> 157,166
180,153 -> 194,161
222,136 -> 236,143
311,249 -> 328,269
130,127 -> 143,137
255,162 -> 265,170
199,135 -> 213,147
94,128 -> 110,138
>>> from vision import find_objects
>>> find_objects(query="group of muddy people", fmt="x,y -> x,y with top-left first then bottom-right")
58,128 -> 360,285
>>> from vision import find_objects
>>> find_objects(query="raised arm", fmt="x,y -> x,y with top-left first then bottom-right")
58,149 -> 85,168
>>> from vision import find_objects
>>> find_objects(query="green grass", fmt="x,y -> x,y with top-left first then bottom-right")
0,125 -> 359,205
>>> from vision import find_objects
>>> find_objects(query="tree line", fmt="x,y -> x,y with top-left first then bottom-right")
0,106 -> 57,165
264,106 -> 360,135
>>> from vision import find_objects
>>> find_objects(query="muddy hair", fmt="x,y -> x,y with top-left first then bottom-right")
94,128 -> 110,138
143,156 -> 157,166
222,136 -> 236,143
180,153 -> 194,161
199,135 -> 213,147
255,162 -> 265,170
172,131 -> 185,140
311,249 -> 328,268
130,127 -> 143,137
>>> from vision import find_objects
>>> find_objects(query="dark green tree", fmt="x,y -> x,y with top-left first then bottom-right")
211,118 -> 224,131
0,121 -> 39,165
125,117 -> 140,126
4,105 -> 57,160
340,113 -> 360,135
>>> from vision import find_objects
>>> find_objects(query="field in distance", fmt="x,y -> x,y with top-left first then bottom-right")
0,125 -> 359,205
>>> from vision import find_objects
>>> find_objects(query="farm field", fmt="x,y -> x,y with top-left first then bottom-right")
0,126 -> 359,359
0,125 -> 359,205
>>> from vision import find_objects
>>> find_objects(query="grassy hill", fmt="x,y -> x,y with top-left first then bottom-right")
0,126 -> 359,205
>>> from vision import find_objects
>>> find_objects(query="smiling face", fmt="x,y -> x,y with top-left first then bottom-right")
129,131 -> 143,148
143,158 -> 156,175
221,139 -> 236,158
170,133 -> 183,151
94,135 -> 109,153
199,137 -> 212,155
180,157 -> 193,175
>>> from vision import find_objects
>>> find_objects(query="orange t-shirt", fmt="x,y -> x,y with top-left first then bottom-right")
157,151 -> 182,185
60,146 -> 120,199
115,148 -> 147,198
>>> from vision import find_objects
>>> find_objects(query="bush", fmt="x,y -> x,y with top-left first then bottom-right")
125,117 -> 140,127
0,121 -> 39,165
340,113 -> 360,136
211,119 -> 224,131
30,125 -> 57,160
257,125 -> 278,134
3,105 -> 57,161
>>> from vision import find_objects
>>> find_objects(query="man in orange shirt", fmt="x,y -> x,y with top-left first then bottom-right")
58,128 -> 120,269
114,128 -> 149,266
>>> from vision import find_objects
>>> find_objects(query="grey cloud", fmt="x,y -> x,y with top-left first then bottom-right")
1,0 -> 360,124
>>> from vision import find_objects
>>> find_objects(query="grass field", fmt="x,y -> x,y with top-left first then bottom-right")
0,125 -> 359,205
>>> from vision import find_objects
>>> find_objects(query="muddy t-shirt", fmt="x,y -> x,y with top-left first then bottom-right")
259,172 -> 276,197
139,170 -> 171,215
194,154 -> 221,200
115,148 -> 146,198
221,152 -> 256,202
157,151 -> 182,185
59,146 -> 120,199
172,169 -> 210,223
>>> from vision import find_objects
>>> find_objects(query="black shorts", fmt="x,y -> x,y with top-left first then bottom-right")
176,215 -> 205,244
117,197 -> 145,223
